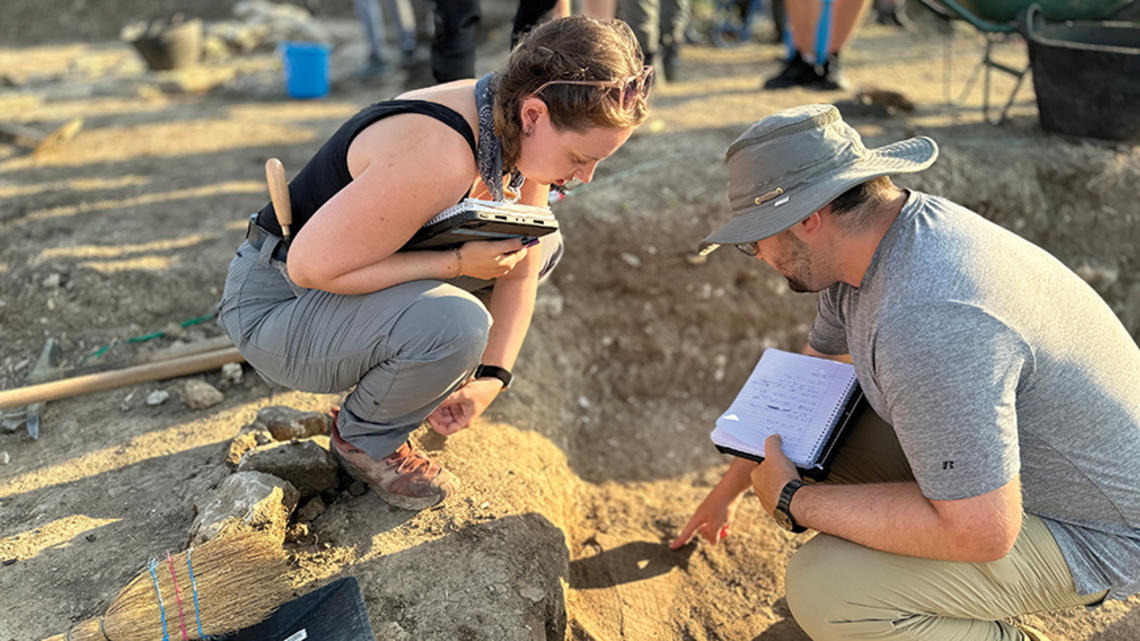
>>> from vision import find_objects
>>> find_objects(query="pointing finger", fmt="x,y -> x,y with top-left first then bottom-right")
670,518 -> 702,549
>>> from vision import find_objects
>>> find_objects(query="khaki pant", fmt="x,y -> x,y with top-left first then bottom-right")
786,409 -> 1107,641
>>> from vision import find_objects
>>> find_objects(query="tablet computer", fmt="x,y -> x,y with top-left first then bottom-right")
401,199 -> 560,251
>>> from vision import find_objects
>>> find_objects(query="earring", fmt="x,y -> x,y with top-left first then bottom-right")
523,126 -> 533,137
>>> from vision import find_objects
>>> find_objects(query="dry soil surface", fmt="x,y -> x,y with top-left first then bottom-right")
1,3 -> 1139,641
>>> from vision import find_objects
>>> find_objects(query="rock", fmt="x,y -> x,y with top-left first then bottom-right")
41,273 -> 61,289
535,286 -> 565,317
161,321 -> 186,340
157,67 -> 238,94
226,424 -> 275,468
221,362 -> 243,384
256,405 -> 330,440
1075,262 -> 1119,291
357,513 -> 568,641
236,439 -> 339,497
233,0 -> 330,44
296,496 -> 326,522
619,252 -> 642,268
375,621 -> 411,641
518,583 -> 545,603
179,379 -> 224,409
146,389 -> 170,406
188,471 -> 299,545
1,416 -> 25,433
0,451 -> 9,465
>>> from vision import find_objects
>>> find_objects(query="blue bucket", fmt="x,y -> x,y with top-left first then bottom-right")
281,41 -> 331,99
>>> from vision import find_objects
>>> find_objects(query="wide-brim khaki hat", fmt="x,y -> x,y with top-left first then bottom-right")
703,104 -> 938,247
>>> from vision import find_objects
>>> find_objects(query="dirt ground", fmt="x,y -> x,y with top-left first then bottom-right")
1,1 -> 1138,640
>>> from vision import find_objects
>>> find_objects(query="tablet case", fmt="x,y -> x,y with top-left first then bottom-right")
402,199 -> 559,251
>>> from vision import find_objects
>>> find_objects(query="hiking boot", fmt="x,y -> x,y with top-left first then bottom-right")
329,410 -> 457,511
813,54 -> 851,91
763,52 -> 816,89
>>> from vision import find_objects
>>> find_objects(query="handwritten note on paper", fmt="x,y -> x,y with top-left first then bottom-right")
711,349 -> 858,467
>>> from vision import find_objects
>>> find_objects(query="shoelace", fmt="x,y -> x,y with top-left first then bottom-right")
386,444 -> 439,477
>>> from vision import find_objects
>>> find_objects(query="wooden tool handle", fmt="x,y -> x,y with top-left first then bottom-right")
0,347 -> 244,410
264,158 -> 292,238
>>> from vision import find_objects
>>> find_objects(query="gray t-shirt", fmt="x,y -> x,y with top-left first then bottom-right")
808,191 -> 1140,600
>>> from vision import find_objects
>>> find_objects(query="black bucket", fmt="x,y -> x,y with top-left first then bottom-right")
130,18 -> 202,71
1025,4 -> 1140,142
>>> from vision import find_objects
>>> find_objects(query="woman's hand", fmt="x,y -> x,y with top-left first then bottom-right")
426,378 -> 504,435
456,239 -> 530,280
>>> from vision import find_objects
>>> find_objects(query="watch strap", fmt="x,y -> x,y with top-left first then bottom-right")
777,479 -> 806,533
474,364 -> 512,389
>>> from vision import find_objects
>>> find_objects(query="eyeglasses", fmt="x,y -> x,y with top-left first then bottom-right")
734,241 -> 761,257
533,65 -> 655,111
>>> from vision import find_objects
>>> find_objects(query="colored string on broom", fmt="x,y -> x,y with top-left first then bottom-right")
148,558 -> 171,641
186,547 -> 207,640
166,551 -> 191,641
146,549 -> 213,641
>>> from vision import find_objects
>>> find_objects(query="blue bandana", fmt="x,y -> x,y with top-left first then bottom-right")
475,72 -> 525,202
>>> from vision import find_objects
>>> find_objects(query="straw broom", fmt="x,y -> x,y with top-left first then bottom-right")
44,523 -> 292,641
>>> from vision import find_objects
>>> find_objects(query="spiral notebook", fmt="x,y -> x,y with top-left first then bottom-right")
710,348 -> 865,480
401,198 -> 559,251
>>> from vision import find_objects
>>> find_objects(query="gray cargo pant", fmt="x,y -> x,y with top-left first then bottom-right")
218,229 -> 563,460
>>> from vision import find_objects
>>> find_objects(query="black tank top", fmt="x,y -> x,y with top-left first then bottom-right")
254,100 -> 477,235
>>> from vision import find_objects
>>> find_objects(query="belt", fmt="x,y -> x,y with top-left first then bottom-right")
245,214 -> 289,262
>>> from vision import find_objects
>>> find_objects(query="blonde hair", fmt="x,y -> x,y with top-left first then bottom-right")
493,16 -> 649,171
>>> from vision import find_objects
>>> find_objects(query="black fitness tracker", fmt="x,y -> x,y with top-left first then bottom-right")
474,364 -> 513,390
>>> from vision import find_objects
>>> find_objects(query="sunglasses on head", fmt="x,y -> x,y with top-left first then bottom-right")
533,65 -> 655,111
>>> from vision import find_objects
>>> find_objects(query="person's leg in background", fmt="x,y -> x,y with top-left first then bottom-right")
511,0 -> 562,49
658,0 -> 690,81
785,409 -> 1106,641
819,0 -> 871,88
763,0 -> 821,89
430,0 -> 481,82
583,0 -> 617,19
619,0 -> 659,68
383,0 -> 422,65
763,0 -> 868,90
873,0 -> 912,28
353,0 -> 392,78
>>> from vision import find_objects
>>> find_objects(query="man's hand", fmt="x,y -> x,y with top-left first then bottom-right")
426,378 -> 503,435
669,488 -> 742,549
750,435 -> 802,516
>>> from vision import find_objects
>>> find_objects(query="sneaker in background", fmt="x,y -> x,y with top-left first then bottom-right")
763,52 -> 817,89
814,54 -> 851,91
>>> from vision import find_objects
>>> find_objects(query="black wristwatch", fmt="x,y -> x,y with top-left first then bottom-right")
473,364 -> 513,390
773,479 -> 806,533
